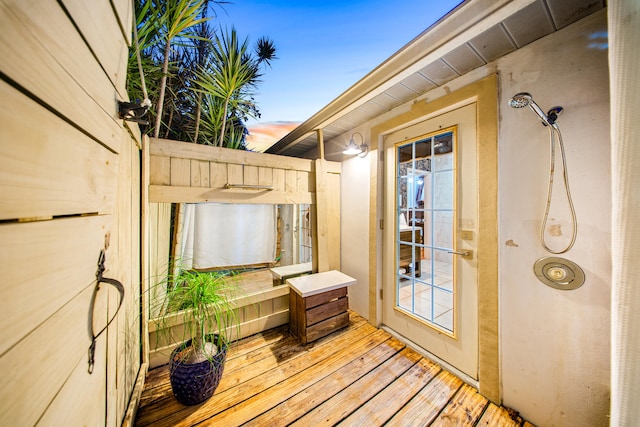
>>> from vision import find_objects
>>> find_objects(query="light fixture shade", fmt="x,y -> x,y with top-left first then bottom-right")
343,132 -> 368,156
343,140 -> 363,155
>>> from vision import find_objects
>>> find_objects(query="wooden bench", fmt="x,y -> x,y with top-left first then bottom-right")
270,262 -> 313,286
287,270 -> 356,345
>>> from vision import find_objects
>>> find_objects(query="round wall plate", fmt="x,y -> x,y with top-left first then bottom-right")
533,257 -> 585,290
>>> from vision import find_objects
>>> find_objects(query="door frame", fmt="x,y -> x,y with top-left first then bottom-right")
368,74 -> 499,401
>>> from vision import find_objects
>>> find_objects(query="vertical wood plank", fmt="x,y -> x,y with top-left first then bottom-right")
285,169 -> 297,193
273,294 -> 289,312
110,128 -> 131,426
258,167 -> 274,187
297,290 -> 307,344
289,289 -> 298,337
147,203 -> 159,317
107,254 -> 119,427
191,159 -> 210,188
258,300 -> 272,317
244,165 -> 259,185
170,158 -> 191,187
368,149 -> 378,325
140,136 -> 150,363
244,302 -> 259,322
308,170 -> 316,192
317,128 -> 325,160
315,160 -> 330,272
121,136 -> 142,425
273,169 -> 285,191
150,156 -> 170,185
148,203 -> 172,318
210,162 -> 228,189
228,164 -> 244,185
310,203 -> 319,273
297,171 -> 310,193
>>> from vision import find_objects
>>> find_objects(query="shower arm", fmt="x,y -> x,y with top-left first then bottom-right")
528,102 -> 551,126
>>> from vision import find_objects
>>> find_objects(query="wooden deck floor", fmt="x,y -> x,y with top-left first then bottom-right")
135,312 -> 533,426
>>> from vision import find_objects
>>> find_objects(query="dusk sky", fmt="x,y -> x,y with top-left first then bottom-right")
215,1 -> 462,151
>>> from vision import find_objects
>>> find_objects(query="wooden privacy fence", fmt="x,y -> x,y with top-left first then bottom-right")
149,137 -> 336,205
0,0 -> 141,425
146,138 -> 342,367
148,137 -> 341,271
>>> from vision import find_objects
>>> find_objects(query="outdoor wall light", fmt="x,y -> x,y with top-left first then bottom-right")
343,132 -> 368,157
118,98 -> 151,124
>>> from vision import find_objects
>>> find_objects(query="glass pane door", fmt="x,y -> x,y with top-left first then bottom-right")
395,129 -> 455,334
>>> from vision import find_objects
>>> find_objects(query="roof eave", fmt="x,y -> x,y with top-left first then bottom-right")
265,0 -> 518,155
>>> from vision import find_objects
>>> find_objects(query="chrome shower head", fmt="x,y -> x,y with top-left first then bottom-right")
508,92 -> 532,109
509,92 -> 557,127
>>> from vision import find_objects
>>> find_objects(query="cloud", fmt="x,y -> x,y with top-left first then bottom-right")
246,121 -> 301,152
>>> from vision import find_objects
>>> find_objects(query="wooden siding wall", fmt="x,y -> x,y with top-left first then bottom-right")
0,1 -> 140,426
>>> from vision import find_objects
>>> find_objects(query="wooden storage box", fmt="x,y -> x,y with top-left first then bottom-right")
287,270 -> 356,345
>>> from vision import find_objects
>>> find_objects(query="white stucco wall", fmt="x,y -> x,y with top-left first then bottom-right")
498,10 -> 610,426
338,9 -> 610,426
340,153 -> 371,320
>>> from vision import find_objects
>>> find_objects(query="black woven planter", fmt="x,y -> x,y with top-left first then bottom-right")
169,334 -> 228,406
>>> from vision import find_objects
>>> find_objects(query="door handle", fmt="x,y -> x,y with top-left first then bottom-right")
448,249 -> 473,260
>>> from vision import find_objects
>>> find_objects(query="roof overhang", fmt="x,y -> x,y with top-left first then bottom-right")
265,0 -> 605,157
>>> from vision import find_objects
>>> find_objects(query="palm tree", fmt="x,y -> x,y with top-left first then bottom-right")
127,0 -> 209,135
127,1 -> 277,149
150,0 -> 209,138
194,28 -> 267,146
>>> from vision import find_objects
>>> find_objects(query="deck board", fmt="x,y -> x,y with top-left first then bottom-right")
336,357 -> 442,426
385,370 -> 463,426
431,384 -> 490,426
290,346 -> 423,426
244,337 -> 406,427
208,329 -> 391,425
135,312 -> 533,426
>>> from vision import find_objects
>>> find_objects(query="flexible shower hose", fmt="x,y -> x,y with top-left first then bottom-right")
540,124 -> 577,254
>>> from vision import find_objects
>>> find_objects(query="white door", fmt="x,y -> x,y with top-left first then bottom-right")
382,103 -> 478,379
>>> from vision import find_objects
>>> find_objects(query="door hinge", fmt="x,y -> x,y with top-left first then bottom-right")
379,288 -> 383,300
380,219 -> 384,230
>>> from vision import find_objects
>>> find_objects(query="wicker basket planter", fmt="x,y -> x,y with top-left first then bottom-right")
169,334 -> 228,406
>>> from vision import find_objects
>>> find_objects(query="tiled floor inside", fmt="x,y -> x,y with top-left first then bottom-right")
398,259 -> 454,331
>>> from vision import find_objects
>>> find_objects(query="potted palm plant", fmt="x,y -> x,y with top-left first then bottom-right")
156,269 -> 242,405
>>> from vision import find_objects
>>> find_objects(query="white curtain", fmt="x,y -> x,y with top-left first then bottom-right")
609,1 -> 640,425
180,203 -> 277,270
